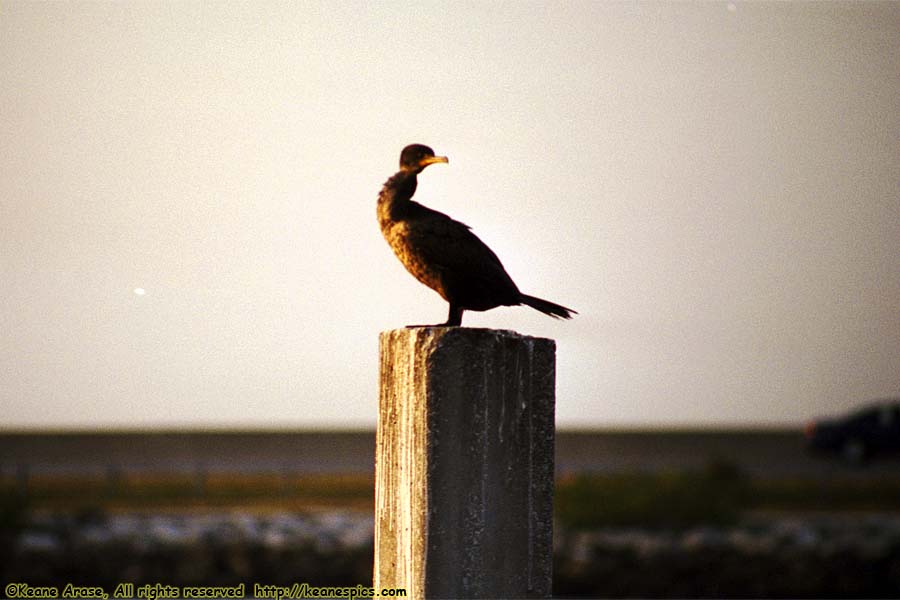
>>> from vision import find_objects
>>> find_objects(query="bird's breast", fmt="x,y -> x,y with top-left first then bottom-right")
379,220 -> 448,300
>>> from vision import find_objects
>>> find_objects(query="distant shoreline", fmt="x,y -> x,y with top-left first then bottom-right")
2,429 -> 898,479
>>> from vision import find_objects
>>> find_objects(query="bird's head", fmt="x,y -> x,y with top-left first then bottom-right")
399,144 -> 448,173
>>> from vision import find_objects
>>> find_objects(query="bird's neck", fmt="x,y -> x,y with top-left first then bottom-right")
377,169 -> 417,225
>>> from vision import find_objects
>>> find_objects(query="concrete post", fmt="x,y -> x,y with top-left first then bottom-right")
374,327 -> 555,599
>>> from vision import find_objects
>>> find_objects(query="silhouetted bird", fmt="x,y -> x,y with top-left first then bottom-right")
377,144 -> 577,326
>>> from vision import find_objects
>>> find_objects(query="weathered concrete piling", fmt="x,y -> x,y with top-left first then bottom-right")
374,327 -> 555,599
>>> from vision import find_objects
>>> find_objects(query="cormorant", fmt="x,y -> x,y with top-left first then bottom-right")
377,144 -> 577,326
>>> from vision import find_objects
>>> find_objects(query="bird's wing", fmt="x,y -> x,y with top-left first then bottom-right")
404,203 -> 519,294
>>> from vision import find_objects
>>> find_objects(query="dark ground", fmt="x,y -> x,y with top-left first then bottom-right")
2,430 -> 899,598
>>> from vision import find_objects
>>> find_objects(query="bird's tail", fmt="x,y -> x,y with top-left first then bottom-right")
520,294 -> 577,320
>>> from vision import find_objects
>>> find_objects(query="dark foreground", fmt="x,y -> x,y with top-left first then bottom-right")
3,430 -> 900,597
3,508 -> 900,599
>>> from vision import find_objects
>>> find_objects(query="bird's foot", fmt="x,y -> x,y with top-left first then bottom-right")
405,306 -> 463,328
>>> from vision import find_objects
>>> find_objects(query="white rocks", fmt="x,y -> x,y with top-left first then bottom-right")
17,531 -> 60,553
8,509 -> 900,598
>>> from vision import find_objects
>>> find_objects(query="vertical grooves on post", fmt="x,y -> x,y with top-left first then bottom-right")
376,328 -> 555,599
525,338 -> 536,593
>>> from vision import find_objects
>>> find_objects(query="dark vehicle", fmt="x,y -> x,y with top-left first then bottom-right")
805,400 -> 900,463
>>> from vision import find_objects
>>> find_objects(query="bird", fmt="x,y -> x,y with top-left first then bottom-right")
377,143 -> 577,327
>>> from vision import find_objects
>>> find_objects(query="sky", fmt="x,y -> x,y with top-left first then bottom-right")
1,1 -> 898,430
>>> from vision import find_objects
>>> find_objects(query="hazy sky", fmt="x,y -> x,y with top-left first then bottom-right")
2,1 -> 898,430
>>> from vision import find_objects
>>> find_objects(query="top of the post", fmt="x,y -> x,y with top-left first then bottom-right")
378,327 -> 556,353
379,327 -> 555,347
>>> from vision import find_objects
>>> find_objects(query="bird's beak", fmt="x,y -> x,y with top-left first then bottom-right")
420,155 -> 449,167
